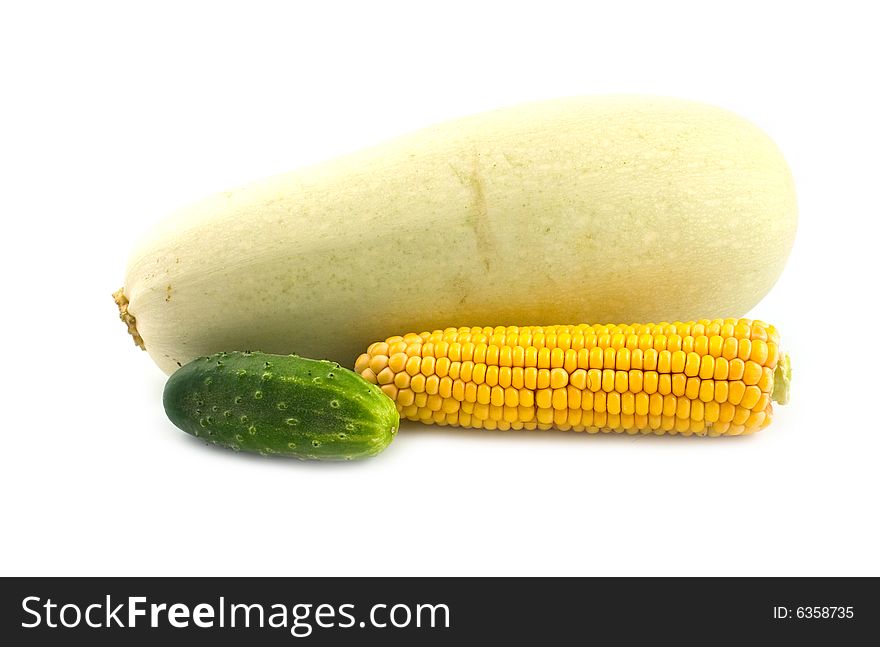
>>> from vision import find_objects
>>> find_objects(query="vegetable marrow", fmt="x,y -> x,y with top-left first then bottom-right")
117,96 -> 797,373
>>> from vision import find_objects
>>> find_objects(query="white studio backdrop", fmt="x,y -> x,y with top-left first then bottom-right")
1,0 -> 878,576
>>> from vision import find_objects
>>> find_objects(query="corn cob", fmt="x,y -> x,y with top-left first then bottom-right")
354,319 -> 790,436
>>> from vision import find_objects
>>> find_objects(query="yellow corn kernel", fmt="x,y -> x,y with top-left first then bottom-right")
741,385 -> 763,410
658,350 -> 672,373
643,348 -> 659,371
690,399 -> 704,421
649,393 -> 663,416
698,354 -> 715,380
563,349 -> 578,373
671,374 -> 687,397
722,337 -> 738,360
746,409 -> 767,429
708,335 -> 724,358
713,381 -> 729,404
727,381 -> 745,406
676,397 -> 690,419
765,342 -> 779,369
758,367 -> 774,394
603,347 -> 616,369
712,421 -> 730,435
629,370 -> 644,393
535,388 -> 552,409
536,347 -> 550,369
699,380 -> 714,403
386,352 -> 407,373
713,356 -> 729,381
753,393 -> 770,413
737,338 -> 752,362
551,388 -> 567,410
536,407 -> 554,424
621,392 -> 635,415
671,350 -> 688,373
607,392 -> 622,415
600,369 -> 615,392
489,404 -> 504,421
679,350 -> 695,374
594,391 -> 607,413
742,361 -> 763,386
404,355 -> 420,376
410,373 -> 426,393
510,367 -> 523,389
657,374 -> 672,395
704,400 -> 720,423
567,385 -> 582,409
570,369 -> 588,390
749,339 -> 769,366
484,365 -> 499,387
549,367 -> 569,389
536,368 -> 551,390
435,356 -> 451,378
719,401 -> 736,423
732,406 -> 750,425
685,377 -> 701,400
451,379 -> 465,401
425,374 -> 440,395
728,358 -> 745,381
662,394 -> 677,417
643,371 -> 659,394
393,371 -> 411,389
629,348 -> 643,370
581,390 -> 594,411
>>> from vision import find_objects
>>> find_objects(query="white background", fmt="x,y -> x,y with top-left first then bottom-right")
2,0 -> 878,576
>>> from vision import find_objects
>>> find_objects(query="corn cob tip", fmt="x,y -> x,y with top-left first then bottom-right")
771,352 -> 791,405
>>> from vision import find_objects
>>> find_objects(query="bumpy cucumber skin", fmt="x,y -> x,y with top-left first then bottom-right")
163,352 -> 399,460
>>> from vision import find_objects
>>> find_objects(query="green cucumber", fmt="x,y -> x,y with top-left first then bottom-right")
163,351 -> 399,460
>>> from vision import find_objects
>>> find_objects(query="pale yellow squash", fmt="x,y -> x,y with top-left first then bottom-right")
116,96 -> 797,373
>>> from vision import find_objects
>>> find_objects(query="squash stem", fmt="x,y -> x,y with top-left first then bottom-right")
113,288 -> 146,350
